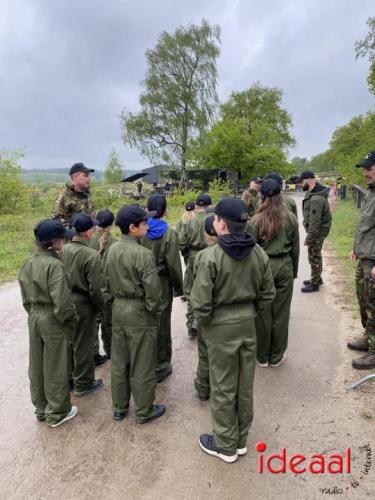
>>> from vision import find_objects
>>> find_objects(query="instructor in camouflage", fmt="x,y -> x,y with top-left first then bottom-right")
348,151 -> 375,370
52,162 -> 95,226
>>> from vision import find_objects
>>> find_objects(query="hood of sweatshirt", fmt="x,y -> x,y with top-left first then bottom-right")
218,233 -> 256,260
308,182 -> 330,199
147,218 -> 169,240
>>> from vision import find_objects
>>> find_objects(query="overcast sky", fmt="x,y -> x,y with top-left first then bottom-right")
0,0 -> 374,171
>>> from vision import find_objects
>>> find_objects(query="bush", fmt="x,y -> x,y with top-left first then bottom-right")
0,150 -> 24,214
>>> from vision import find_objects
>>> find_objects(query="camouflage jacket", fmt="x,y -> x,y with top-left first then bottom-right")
52,183 -> 95,226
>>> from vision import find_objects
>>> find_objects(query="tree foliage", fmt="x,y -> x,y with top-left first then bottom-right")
121,19 -> 221,183
355,17 -> 375,96
189,83 -> 295,180
104,148 -> 123,184
0,150 -> 24,214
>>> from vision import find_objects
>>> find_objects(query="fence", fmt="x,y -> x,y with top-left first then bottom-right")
351,185 -> 367,208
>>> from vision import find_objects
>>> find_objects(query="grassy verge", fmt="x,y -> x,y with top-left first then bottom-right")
327,198 -> 359,301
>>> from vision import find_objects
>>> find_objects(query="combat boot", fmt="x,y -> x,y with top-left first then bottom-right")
303,278 -> 323,286
347,339 -> 368,351
301,283 -> 320,293
352,351 -> 375,370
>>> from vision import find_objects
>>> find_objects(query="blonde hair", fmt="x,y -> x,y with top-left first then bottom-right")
98,226 -> 112,256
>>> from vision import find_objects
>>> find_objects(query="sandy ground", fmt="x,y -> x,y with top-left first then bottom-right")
1,194 -> 374,499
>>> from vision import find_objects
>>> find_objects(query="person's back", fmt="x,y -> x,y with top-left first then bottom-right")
191,198 -> 275,464
102,205 -> 165,424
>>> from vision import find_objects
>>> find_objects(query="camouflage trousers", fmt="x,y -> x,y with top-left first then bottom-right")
307,239 -> 324,284
355,259 -> 375,352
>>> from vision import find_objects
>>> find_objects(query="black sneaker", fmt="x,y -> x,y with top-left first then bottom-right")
74,378 -> 103,397
137,404 -> 166,424
303,278 -> 323,286
113,410 -> 128,421
197,391 -> 210,401
188,327 -> 197,338
198,434 -> 238,463
94,354 -> 107,366
156,365 -> 173,383
301,283 -> 320,293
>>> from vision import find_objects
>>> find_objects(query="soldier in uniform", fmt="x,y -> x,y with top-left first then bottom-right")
241,176 -> 262,218
175,201 -> 196,302
248,179 -> 299,367
299,170 -> 332,293
18,219 -> 78,427
102,205 -> 166,423
179,194 -> 212,337
264,172 -> 298,218
141,195 -> 183,383
52,163 -> 95,226
191,198 -> 275,463
348,152 -> 375,370
89,209 -> 116,365
61,214 -> 104,397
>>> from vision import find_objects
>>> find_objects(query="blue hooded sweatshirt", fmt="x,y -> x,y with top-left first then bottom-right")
147,218 -> 169,240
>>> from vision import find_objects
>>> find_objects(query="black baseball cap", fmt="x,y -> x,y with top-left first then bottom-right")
34,219 -> 75,241
96,209 -> 115,228
356,152 -> 375,169
185,201 -> 195,211
116,205 -> 157,230
196,194 -> 212,207
70,213 -> 99,232
147,194 -> 167,217
265,172 -> 283,185
214,198 -> 249,223
261,179 -> 281,197
69,162 -> 95,176
299,170 -> 315,181
204,215 -> 217,236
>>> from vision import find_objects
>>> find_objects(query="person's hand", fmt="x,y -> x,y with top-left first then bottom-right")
350,251 -> 358,262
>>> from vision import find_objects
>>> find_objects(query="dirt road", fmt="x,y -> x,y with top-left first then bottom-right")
1,195 -> 374,499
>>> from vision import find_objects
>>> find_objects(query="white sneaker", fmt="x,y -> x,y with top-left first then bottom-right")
269,352 -> 287,367
256,360 -> 268,367
199,434 -> 238,463
237,447 -> 248,456
48,406 -> 78,428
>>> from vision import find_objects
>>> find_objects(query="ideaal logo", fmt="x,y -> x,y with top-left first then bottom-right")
255,441 -> 372,494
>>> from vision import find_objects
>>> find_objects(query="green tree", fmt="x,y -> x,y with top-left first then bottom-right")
355,17 -> 375,96
189,83 -> 295,179
104,148 -> 123,184
306,152 -> 336,173
0,150 -> 23,214
290,156 -> 308,172
120,19 -> 221,184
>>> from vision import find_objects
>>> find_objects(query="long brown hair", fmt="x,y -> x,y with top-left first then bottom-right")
254,194 -> 287,241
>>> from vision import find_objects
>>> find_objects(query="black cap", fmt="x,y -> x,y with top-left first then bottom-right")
185,201 -> 195,211
96,209 -> 114,228
299,170 -> 315,181
214,198 -> 249,223
250,176 -> 263,184
116,205 -> 156,230
70,213 -> 99,232
147,194 -> 167,218
69,162 -> 95,176
265,172 -> 283,185
356,151 -> 375,169
34,219 -> 75,241
261,179 -> 281,197
204,215 -> 217,236
196,194 -> 212,207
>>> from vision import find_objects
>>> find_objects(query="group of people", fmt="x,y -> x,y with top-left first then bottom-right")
18,152 -> 375,463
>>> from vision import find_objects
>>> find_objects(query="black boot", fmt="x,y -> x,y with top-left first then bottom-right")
303,278 -> 323,286
301,283 -> 320,293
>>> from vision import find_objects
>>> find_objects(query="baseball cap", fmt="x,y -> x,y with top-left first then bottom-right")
147,194 -> 167,217
34,219 -> 75,241
265,172 -> 283,185
69,162 -> 95,176
356,151 -> 375,169
299,170 -> 315,181
196,194 -> 212,207
96,209 -> 114,228
70,213 -> 99,232
214,198 -> 249,223
116,205 -> 157,230
261,179 -> 281,197
185,201 -> 195,211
